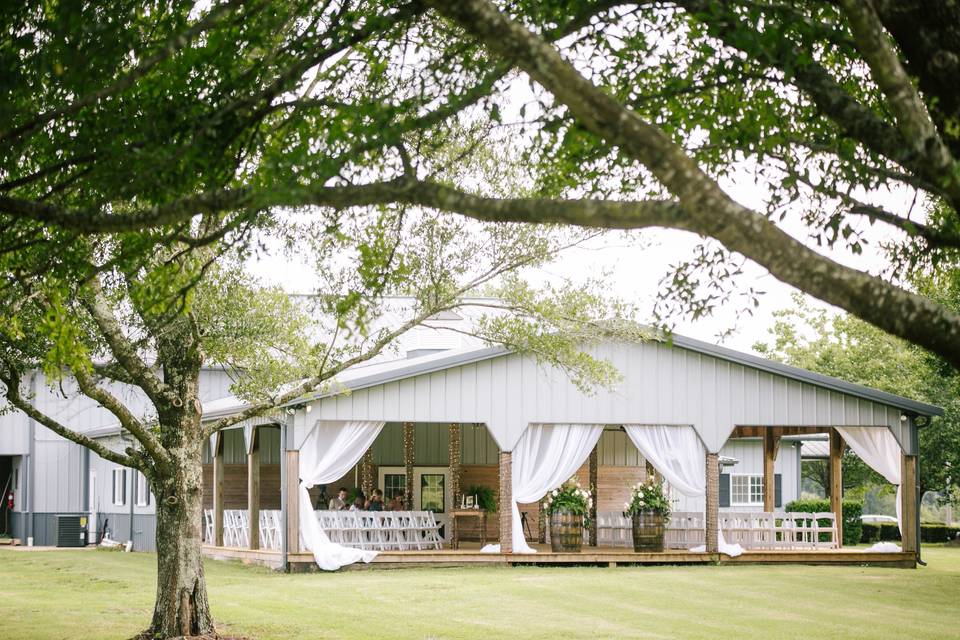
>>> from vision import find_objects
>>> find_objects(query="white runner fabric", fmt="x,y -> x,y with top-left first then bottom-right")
482,423 -> 603,554
624,425 -> 742,557
298,420 -> 385,570
624,425 -> 705,497
835,426 -> 903,533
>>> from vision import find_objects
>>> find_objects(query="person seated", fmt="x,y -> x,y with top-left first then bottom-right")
350,494 -> 366,511
328,487 -> 348,511
367,489 -> 384,511
387,493 -> 406,511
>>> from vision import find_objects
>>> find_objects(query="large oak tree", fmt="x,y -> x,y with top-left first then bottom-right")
4,0 -> 960,634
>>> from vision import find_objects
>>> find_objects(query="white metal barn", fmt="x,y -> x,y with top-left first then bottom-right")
0,326 -> 939,569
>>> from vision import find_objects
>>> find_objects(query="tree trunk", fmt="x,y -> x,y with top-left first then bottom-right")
145,425 -> 215,639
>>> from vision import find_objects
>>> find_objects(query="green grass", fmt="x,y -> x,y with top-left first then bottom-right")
2,547 -> 960,639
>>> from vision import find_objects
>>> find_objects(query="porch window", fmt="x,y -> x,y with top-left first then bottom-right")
383,474 -> 405,500
731,474 -> 764,506
419,474 -> 445,513
112,468 -> 127,506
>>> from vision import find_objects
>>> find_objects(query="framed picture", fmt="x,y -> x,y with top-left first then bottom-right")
465,495 -> 475,508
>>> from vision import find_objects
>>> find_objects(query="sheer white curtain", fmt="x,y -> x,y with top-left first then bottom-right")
482,423 -> 603,554
835,426 -> 903,533
297,420 -> 385,570
625,425 -> 742,557
624,425 -> 705,496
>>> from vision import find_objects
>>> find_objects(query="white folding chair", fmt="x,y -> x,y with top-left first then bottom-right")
415,511 -> 443,550
813,512 -> 839,549
203,509 -> 214,544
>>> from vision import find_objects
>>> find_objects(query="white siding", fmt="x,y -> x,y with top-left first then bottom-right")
304,341 -> 910,453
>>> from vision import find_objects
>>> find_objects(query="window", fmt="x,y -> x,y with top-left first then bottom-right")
383,474 -> 405,500
731,474 -> 764,506
420,474 -> 445,513
136,472 -> 151,507
112,468 -> 127,506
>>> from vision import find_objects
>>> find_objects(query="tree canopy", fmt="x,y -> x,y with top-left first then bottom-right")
755,293 -> 960,505
4,1 -> 960,368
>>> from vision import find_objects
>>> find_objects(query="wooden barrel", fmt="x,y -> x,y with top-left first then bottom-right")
631,512 -> 665,552
549,509 -> 584,552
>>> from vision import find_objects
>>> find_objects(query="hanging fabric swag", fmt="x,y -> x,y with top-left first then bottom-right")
625,424 -> 743,557
835,426 -> 903,534
298,420 -> 385,570
483,423 -> 603,554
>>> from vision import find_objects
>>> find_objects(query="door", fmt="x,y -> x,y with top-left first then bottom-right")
377,467 -> 452,540
414,468 -> 451,541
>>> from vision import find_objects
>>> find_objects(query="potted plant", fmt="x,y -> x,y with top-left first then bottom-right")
543,478 -> 592,552
625,478 -> 672,552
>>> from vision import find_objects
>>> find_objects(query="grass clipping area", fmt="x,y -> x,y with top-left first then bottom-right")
2,547 -> 959,639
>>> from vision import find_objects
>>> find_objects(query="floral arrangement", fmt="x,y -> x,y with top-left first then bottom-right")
624,478 -> 672,519
543,477 -> 593,518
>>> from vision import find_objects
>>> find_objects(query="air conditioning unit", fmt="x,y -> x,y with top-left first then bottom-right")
55,515 -> 88,547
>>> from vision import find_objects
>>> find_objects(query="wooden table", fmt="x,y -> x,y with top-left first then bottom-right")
450,509 -> 487,549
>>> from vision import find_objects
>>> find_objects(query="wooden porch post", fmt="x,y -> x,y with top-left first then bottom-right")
449,423 -> 461,508
284,449 -> 300,555
763,428 -> 780,512
705,451 -> 719,553
829,428 -> 844,547
588,445 -> 598,546
901,453 -> 918,555
248,427 -> 260,550
212,434 -> 224,547
499,450 -> 513,553
403,422 -> 415,510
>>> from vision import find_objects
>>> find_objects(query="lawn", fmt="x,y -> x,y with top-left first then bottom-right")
2,547 -> 959,639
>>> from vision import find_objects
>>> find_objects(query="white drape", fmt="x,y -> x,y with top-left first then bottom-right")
625,425 -> 742,557
482,423 -> 603,554
624,425 -> 705,497
835,426 -> 903,533
297,420 -> 385,570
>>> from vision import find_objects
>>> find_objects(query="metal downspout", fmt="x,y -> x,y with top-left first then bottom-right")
912,416 -> 925,567
25,372 -> 36,544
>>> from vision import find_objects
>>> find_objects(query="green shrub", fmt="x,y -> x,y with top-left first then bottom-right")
862,522 -> 960,543
464,485 -> 497,512
784,499 -> 862,546
920,523 -> 960,543
861,522 -> 881,543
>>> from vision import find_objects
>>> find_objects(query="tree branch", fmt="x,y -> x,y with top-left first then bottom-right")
73,368 -> 171,473
421,0 -> 960,369
81,279 -> 174,408
839,0 -> 959,191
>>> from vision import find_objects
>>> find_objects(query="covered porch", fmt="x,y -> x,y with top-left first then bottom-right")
199,338 -> 938,571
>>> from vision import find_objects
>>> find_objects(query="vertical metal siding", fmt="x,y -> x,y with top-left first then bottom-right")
307,341 -> 906,453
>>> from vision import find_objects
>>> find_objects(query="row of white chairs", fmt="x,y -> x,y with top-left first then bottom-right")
595,510 -> 838,550
596,511 -> 705,549
314,510 -> 443,551
720,511 -> 839,550
202,509 -> 443,551
203,509 -> 283,550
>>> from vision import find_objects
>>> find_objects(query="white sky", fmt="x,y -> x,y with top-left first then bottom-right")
248,40 -> 917,356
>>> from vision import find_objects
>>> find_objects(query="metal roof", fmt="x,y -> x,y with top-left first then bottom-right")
200,331 -> 943,422
294,334 -> 943,418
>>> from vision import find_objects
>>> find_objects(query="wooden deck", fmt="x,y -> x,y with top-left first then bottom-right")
202,543 -> 917,571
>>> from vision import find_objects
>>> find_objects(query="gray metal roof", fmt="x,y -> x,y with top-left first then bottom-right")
296,334 -> 943,418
